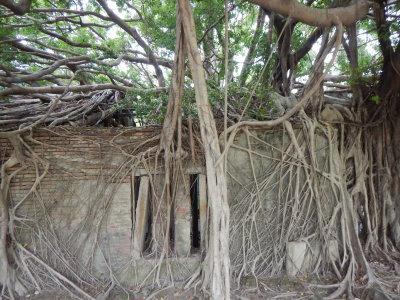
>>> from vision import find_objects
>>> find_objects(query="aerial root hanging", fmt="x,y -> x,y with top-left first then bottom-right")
1,115 -> 399,299
226,118 -> 400,299
0,124 -> 205,299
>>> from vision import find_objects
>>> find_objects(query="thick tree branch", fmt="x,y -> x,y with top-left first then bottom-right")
0,36 -> 62,60
0,84 -> 168,96
81,69 -> 135,87
0,37 -> 172,87
247,0 -> 370,27
0,0 -> 31,15
30,39 -> 81,56
97,54 -> 172,69
290,27 -> 324,65
32,8 -> 139,23
37,27 -> 116,54
2,14 -> 83,28
0,56 -> 87,83
96,0 -> 165,87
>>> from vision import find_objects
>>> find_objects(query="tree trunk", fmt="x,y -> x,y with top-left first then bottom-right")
178,1 -> 231,299
0,135 -> 27,297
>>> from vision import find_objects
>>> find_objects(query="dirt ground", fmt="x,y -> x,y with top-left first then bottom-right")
25,262 -> 400,300
24,275 -> 334,300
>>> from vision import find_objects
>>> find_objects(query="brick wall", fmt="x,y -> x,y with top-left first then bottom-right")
1,127 -> 153,279
0,126 -> 202,286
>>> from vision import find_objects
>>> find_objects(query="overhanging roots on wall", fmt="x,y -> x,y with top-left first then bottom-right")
0,125 -> 207,299
226,120 -> 400,299
0,121 -> 400,299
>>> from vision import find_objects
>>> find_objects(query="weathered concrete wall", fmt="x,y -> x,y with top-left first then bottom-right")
226,127 -> 338,278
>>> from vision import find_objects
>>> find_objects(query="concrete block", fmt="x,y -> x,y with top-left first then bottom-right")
327,239 -> 339,261
286,241 -> 310,277
286,240 -> 339,276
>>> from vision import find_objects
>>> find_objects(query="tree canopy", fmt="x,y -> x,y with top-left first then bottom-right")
1,0 -> 398,129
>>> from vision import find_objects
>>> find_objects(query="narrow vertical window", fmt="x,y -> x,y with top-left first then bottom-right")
132,176 -> 151,258
143,187 -> 152,255
190,174 -> 201,252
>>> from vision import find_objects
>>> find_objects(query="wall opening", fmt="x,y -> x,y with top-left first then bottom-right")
169,183 -> 175,251
133,172 -> 205,257
132,176 -> 140,213
131,176 -> 141,248
143,188 -> 153,255
190,174 -> 201,252
132,175 -> 152,257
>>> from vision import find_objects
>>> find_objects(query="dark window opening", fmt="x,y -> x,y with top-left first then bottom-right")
190,174 -> 201,251
131,176 -> 140,236
133,176 -> 140,210
169,184 -> 175,251
143,188 -> 152,255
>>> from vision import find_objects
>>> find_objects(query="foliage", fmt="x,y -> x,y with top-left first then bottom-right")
0,0 -> 399,120
121,82 -> 278,124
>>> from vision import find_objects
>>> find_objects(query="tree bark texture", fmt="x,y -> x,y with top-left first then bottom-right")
178,1 -> 231,299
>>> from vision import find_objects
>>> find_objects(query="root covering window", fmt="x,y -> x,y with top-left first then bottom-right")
131,172 -> 207,257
